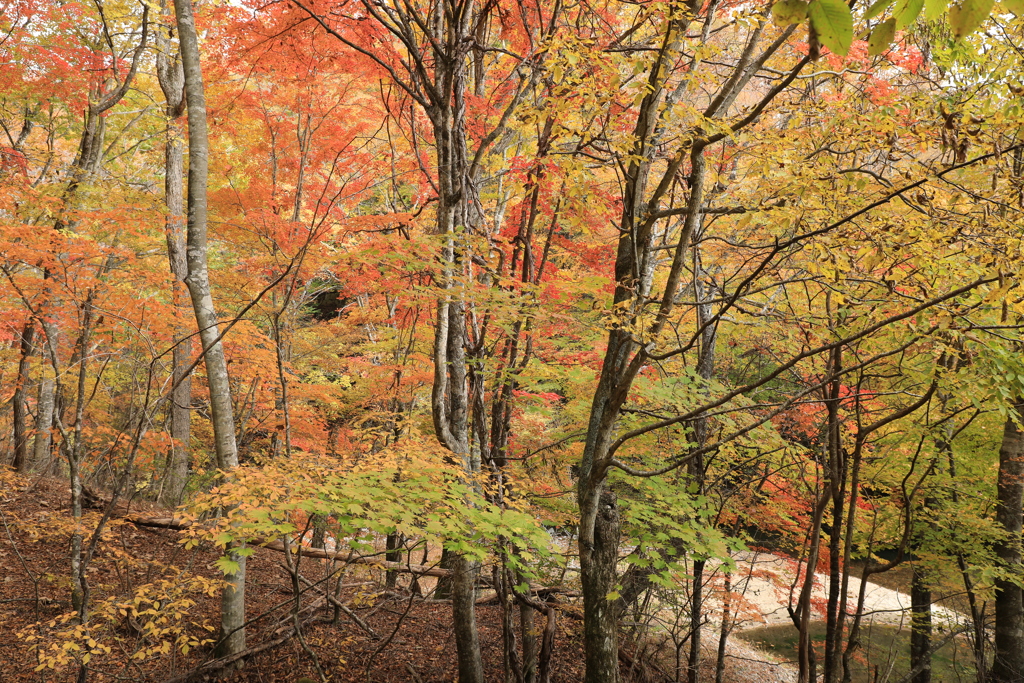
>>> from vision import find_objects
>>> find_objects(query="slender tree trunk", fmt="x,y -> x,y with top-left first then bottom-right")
797,489 -> 832,683
32,375 -> 54,470
171,0 -> 245,657
156,23 -> 192,508
580,489 -> 622,683
521,599 -> 538,683
688,559 -> 705,683
687,233 -> 716,683
991,400 -> 1024,683
65,298 -> 96,628
385,532 -> 401,590
824,347 -> 845,683
427,85 -> 485,680
452,553 -> 485,683
715,571 -> 732,683
12,322 -> 35,472
910,562 -> 932,683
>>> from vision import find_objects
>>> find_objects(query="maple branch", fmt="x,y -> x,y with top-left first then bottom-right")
287,0 -> 430,110
650,199 -> 785,220
397,0 -> 448,64
857,379 -> 938,440
702,20 -> 767,119
159,609 -> 328,683
511,430 -> 586,461
642,141 -> 1024,370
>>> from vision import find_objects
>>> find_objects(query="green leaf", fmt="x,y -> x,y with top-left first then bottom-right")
809,0 -> 854,55
948,0 -> 994,38
864,0 -> 895,19
893,0 -> 925,26
605,591 -> 621,601
924,0 -> 949,19
772,0 -> 809,24
869,18 -> 897,54
214,557 -> 240,576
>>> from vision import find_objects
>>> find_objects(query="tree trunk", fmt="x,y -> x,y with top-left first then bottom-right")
521,599 -> 538,683
428,85 -> 485,679
910,562 -> 932,683
385,532 -> 401,590
715,571 -> 732,683
688,232 -> 716,683
452,553 -> 485,683
12,322 -> 35,472
580,490 -> 621,683
688,559 -> 705,683
32,375 -> 55,470
156,21 -> 192,508
797,489 -> 832,683
991,400 -> 1024,683
824,347 -> 845,683
171,0 -> 245,658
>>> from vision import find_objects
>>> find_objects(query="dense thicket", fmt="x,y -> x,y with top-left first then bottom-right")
3,0 -> 1024,681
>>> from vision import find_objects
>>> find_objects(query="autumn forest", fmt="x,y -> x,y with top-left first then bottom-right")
2,0 -> 1024,681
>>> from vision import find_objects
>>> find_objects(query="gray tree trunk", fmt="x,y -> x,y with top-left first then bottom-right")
688,239 -> 716,683
12,323 -> 35,472
171,0 -> 245,657
580,490 -> 622,683
910,563 -> 932,683
992,400 -> 1024,683
156,13 -> 192,508
32,376 -> 55,470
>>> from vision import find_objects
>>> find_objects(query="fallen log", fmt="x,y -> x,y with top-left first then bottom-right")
127,515 -> 190,529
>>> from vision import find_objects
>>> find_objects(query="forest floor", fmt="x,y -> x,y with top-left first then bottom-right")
0,473 -> 942,683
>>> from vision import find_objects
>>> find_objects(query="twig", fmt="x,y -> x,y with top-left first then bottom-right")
294,572 -> 380,639
157,611 -> 329,683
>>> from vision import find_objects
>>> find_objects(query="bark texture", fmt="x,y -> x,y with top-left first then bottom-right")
156,13 -> 192,508
910,563 -> 932,683
32,377 -> 54,470
171,0 -> 245,657
581,491 -> 621,683
12,323 -> 35,472
992,401 -> 1024,683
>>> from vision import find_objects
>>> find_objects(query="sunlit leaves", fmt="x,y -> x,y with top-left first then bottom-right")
809,0 -> 855,56
1004,0 -> 1024,14
772,0 -> 809,25
924,0 -> 951,19
869,18 -> 898,55
948,0 -> 995,38
893,0 -> 926,26
865,0 -> 896,19
183,448 -> 552,574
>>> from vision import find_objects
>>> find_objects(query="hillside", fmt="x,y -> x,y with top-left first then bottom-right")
3,0 -> 1022,679
0,473 -> 799,683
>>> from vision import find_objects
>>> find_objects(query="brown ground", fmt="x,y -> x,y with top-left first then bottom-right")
0,472 -> 793,683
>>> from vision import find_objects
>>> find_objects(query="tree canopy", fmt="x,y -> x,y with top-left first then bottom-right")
2,0 -> 1024,681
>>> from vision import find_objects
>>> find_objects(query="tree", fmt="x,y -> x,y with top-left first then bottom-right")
563,3 -> 1019,680
156,0 -> 193,508
171,0 -> 246,658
